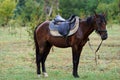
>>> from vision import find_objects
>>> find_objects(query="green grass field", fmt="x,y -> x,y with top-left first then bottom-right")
0,25 -> 120,80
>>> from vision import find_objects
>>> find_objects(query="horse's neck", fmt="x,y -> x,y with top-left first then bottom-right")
79,20 -> 94,39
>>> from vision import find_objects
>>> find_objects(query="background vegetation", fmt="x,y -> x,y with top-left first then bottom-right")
0,0 -> 119,37
0,0 -> 120,80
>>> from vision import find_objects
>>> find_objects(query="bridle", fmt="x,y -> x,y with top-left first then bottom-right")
95,18 -> 107,34
88,15 -> 107,65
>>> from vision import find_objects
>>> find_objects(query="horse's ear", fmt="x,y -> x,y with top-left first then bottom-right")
103,11 -> 107,17
93,10 -> 98,18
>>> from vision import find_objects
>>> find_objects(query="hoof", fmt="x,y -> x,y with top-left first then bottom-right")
37,74 -> 41,77
43,72 -> 48,77
73,74 -> 79,78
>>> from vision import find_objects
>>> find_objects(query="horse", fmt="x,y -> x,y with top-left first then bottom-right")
34,12 -> 108,78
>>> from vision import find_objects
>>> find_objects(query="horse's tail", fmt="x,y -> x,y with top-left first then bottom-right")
34,26 -> 39,54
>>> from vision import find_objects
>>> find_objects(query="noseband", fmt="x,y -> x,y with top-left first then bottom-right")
95,28 -> 107,33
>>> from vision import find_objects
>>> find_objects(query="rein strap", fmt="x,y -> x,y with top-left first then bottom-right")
95,40 -> 103,53
88,39 -> 103,65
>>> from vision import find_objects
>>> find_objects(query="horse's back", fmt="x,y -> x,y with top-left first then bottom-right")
36,21 -> 50,33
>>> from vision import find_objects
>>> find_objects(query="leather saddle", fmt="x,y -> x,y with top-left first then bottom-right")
49,15 -> 77,37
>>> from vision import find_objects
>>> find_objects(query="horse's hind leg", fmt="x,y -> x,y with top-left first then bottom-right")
41,44 -> 52,77
35,46 -> 41,77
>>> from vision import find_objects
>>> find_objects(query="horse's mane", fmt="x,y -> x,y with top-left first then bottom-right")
86,16 -> 93,26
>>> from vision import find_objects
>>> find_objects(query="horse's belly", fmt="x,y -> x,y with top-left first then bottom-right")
48,37 -> 70,48
53,44 -> 70,48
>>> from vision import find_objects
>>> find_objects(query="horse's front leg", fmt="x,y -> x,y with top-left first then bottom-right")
72,46 -> 82,78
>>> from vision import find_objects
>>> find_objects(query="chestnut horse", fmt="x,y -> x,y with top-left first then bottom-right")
34,12 -> 108,78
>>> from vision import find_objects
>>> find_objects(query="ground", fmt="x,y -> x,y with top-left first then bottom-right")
0,25 -> 120,80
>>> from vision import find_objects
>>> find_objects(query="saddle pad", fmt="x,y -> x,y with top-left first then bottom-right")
49,16 -> 79,37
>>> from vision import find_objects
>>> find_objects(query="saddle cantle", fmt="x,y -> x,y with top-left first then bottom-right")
49,15 -> 79,37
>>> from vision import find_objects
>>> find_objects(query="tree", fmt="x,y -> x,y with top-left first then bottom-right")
43,0 -> 59,20
96,0 -> 120,24
0,0 -> 16,26
59,0 -> 99,18
25,0 -> 59,39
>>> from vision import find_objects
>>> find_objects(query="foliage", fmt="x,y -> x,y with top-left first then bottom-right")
17,0 -> 58,40
24,0 -> 45,40
59,0 -> 120,24
96,0 -> 120,24
59,0 -> 100,18
0,0 -> 16,26
14,0 -> 25,19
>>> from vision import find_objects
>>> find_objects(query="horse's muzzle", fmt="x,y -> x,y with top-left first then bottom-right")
101,33 -> 108,40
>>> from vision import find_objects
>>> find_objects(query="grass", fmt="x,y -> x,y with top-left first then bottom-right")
0,25 -> 120,80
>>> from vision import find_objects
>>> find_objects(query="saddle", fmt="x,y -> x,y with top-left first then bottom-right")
54,14 -> 76,23
49,15 -> 79,37
54,15 -> 66,22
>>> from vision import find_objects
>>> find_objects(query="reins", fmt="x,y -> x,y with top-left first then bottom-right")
88,39 -> 103,65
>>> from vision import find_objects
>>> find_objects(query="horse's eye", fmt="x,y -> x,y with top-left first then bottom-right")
101,20 -> 106,25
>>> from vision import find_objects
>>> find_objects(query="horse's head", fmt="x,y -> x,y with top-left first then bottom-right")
93,12 -> 108,40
